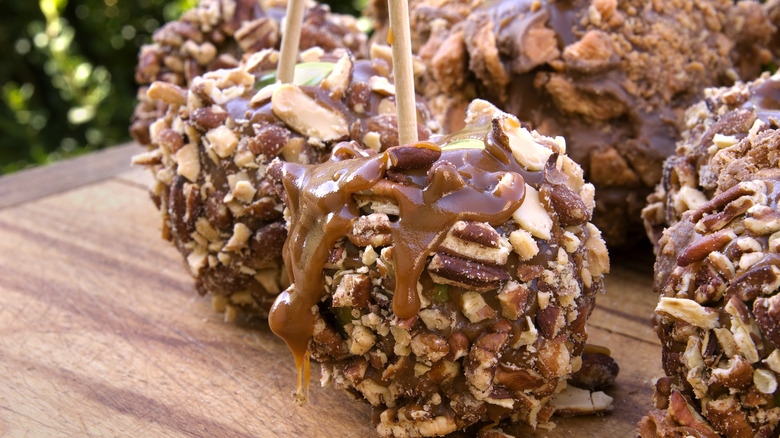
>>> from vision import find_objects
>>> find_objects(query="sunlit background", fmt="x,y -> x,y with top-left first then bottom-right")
0,0 -> 361,174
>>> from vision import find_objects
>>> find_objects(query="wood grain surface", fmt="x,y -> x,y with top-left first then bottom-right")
0,149 -> 663,437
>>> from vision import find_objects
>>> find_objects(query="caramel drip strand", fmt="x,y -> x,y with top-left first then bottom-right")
269,152 -> 389,371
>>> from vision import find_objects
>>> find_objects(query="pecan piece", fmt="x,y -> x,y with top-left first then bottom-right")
333,273 -> 371,309
708,355 -> 753,389
691,180 -> 764,222
744,204 -> 780,234
537,337 -> 571,379
410,333 -> 450,365
349,324 -> 376,355
754,294 -> 780,348
311,314 -> 348,360
387,143 -> 441,169
691,265 -> 726,304
666,390 -> 720,438
190,105 -> 229,131
540,184 -> 591,227
426,360 -> 460,385
348,212 -> 393,247
464,329 -> 509,399
204,190 -> 232,229
697,195 -> 755,233
168,176 -> 201,235
677,229 -> 736,267
342,357 -> 369,386
347,81 -> 372,114
250,124 -> 290,158
753,368 -> 778,395
234,17 -> 278,53
704,395 -> 754,437
157,128 -> 185,153
724,297 -> 761,364
536,304 -> 563,339
245,196 -> 283,221
418,308 -> 452,331
652,377 -> 672,410
494,363 -> 544,391
428,252 -> 510,291
438,221 -> 510,265
724,265 -> 780,302
249,222 -> 287,265
517,264 -> 544,281
446,332 -> 469,361
360,114 -> 401,151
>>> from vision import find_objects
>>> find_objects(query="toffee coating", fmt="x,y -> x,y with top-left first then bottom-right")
130,0 -> 367,146
270,100 -> 612,437
638,75 -> 780,438
372,0 -> 775,247
132,47 -> 437,320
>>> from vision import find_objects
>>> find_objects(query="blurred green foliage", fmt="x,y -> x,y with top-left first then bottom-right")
0,0 -> 359,174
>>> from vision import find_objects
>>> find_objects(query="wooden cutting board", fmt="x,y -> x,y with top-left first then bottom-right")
0,144 -> 662,437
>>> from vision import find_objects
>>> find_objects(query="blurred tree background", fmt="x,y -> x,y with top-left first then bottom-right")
0,0 -> 361,174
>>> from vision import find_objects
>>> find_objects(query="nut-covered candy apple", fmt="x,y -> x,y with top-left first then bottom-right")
132,46 -> 438,320
638,74 -> 780,438
270,100 -> 612,437
130,0 -> 367,146
370,0 -> 775,247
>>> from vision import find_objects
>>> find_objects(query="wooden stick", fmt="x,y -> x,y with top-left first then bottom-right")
388,0 -> 418,145
277,0 -> 306,84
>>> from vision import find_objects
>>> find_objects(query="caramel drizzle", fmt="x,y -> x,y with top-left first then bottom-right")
269,151 -> 388,397
269,124 -> 530,394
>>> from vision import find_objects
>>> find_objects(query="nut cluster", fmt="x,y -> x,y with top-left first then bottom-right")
370,0 -> 776,246
132,46 -> 437,320
130,0 -> 367,146
638,74 -> 780,438
639,178 -> 780,437
643,72 -> 780,249
287,101 -> 613,437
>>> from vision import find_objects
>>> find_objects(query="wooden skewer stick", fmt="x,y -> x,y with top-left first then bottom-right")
277,0 -> 306,84
276,1 -> 308,403
388,0 -> 418,145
